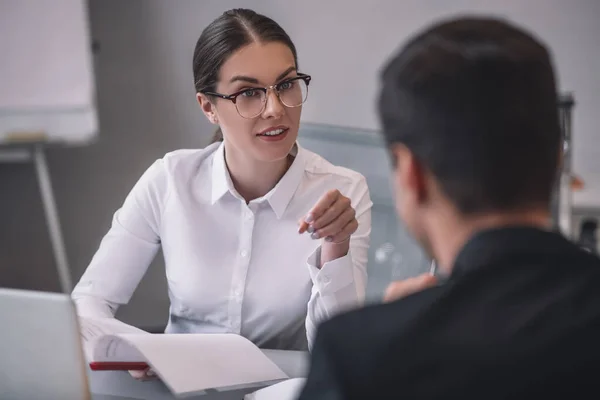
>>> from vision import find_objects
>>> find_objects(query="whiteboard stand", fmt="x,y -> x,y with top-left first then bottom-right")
0,145 -> 72,294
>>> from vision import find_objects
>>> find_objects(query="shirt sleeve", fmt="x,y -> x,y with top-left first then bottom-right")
71,159 -> 169,318
304,175 -> 372,349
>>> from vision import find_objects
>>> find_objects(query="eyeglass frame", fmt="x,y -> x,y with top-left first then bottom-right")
199,73 -> 312,119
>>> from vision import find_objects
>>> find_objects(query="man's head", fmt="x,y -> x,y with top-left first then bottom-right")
378,16 -> 561,258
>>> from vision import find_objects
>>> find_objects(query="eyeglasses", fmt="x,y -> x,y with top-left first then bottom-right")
201,73 -> 311,119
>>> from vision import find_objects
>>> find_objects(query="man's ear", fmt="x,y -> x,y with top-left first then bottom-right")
391,144 -> 427,204
196,93 -> 218,125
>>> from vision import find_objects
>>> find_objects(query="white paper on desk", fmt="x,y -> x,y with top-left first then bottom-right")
244,378 -> 307,400
77,316 -> 148,361
102,333 -> 289,397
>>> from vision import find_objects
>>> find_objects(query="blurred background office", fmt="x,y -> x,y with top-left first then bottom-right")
1,0 -> 599,332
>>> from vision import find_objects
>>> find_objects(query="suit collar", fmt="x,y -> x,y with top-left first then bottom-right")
451,226 -> 576,278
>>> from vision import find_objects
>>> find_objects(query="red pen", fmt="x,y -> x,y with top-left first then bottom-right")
89,361 -> 149,371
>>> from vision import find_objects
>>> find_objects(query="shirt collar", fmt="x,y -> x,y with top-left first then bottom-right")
210,141 -> 306,219
210,142 -> 234,205
265,144 -> 305,219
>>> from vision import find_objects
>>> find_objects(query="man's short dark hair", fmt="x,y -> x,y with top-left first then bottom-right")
378,17 -> 562,214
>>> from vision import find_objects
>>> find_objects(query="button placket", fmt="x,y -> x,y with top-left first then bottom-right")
229,202 -> 256,333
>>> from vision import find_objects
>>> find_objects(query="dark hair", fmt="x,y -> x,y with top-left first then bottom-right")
378,17 -> 561,214
193,9 -> 299,144
210,127 -> 224,143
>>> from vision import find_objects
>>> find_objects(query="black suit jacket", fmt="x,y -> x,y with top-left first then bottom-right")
298,227 -> 600,399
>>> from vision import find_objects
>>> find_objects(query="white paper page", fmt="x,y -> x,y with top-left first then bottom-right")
116,333 -> 289,396
77,316 -> 148,362
91,334 -> 147,363
244,378 -> 307,400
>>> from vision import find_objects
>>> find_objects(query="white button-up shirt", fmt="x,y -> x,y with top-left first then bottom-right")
72,141 -> 372,350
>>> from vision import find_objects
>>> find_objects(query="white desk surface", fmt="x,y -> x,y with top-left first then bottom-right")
88,349 -> 309,400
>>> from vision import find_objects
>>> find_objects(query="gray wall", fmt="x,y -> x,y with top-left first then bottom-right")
2,0 -> 599,329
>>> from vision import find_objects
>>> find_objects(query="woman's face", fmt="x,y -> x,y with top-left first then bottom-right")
198,41 -> 303,164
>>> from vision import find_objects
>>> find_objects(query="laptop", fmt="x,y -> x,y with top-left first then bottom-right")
0,287 -> 91,400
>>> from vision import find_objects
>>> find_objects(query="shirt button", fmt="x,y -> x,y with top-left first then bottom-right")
245,212 -> 254,221
241,250 -> 248,257
321,275 -> 331,285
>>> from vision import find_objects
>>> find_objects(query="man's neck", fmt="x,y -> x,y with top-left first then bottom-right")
224,144 -> 292,203
429,208 -> 552,275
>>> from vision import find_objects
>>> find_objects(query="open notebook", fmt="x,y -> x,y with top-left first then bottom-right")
79,316 -> 289,397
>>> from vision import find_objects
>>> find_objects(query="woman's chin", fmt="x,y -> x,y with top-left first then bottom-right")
253,134 -> 297,161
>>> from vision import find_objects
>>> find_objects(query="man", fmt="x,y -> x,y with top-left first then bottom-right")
298,16 -> 600,399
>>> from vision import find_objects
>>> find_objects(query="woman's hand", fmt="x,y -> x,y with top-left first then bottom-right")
298,189 -> 358,244
129,368 -> 157,381
299,189 -> 359,267
383,274 -> 438,303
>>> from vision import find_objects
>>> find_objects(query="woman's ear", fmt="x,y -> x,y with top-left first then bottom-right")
196,93 -> 218,124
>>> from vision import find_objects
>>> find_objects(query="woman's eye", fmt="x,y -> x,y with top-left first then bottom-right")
241,89 -> 259,98
279,81 -> 293,90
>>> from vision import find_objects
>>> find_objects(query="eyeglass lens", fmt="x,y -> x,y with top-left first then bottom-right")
235,78 -> 308,118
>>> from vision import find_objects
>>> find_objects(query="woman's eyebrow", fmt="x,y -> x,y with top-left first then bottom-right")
228,66 -> 296,85
229,75 -> 259,84
275,66 -> 296,81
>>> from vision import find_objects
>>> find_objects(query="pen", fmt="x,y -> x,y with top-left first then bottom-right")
429,260 -> 437,276
89,361 -> 149,371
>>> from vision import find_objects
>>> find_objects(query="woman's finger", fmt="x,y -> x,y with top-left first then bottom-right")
310,196 -> 351,231
297,219 -> 310,234
129,368 -> 157,381
303,190 -> 340,224
325,219 -> 358,243
313,207 -> 355,239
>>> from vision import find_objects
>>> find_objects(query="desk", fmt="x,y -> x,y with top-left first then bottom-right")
89,349 -> 309,400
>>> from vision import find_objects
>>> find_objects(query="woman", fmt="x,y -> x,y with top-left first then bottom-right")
72,8 -> 372,353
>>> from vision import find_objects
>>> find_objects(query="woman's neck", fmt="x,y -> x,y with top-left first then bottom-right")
224,144 -> 293,203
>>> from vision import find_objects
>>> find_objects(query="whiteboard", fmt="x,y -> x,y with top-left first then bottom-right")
0,0 -> 98,145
